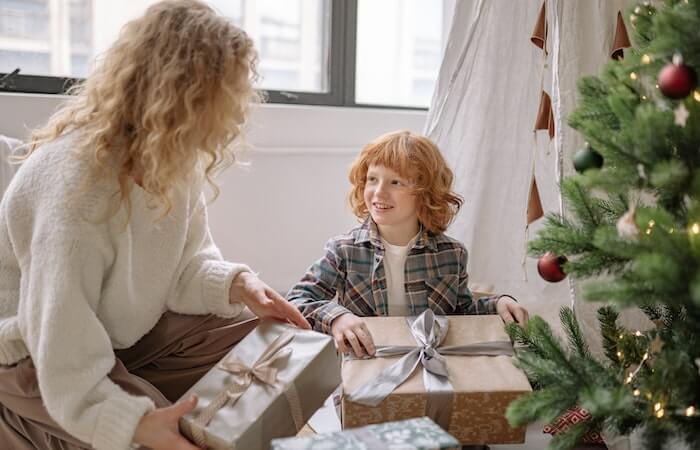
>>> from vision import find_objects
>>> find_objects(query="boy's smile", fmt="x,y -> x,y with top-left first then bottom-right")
364,164 -> 420,245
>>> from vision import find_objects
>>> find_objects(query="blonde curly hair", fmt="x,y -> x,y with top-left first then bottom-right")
348,130 -> 463,234
23,0 -> 261,217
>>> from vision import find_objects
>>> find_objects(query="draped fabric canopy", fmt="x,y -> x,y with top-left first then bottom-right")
425,0 -> 640,345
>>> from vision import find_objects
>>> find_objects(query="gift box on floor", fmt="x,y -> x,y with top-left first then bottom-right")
178,320 -> 341,450
341,310 -> 532,445
270,416 -> 460,450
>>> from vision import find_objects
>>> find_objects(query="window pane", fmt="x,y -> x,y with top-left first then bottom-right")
0,0 -> 330,93
355,0 -> 447,108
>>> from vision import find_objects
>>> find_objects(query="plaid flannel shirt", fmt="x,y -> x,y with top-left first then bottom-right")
287,219 -> 499,334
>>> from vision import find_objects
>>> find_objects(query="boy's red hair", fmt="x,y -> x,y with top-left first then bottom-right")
348,130 -> 463,234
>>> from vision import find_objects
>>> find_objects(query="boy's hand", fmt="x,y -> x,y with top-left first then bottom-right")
230,272 -> 311,329
331,313 -> 376,357
496,296 -> 529,326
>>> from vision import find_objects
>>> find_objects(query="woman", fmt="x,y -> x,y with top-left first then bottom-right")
0,1 -> 309,449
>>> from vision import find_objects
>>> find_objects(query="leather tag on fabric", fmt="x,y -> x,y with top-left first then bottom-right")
530,1 -> 547,53
527,176 -> 544,225
611,11 -> 631,60
534,91 -> 555,139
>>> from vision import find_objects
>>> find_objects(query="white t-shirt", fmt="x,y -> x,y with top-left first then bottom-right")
381,233 -> 419,316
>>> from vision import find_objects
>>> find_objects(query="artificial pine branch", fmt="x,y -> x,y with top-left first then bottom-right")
560,307 -> 590,359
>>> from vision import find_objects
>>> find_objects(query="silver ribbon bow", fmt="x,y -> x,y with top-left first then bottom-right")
347,310 -> 514,431
191,329 -> 304,448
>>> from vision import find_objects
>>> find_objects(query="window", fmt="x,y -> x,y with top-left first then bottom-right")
0,0 -> 449,109
355,0 -> 446,108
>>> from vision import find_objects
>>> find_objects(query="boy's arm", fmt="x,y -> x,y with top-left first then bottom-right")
455,246 -> 499,315
287,240 -> 352,333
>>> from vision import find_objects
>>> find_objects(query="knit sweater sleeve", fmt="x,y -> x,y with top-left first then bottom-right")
166,192 -> 251,317
16,194 -> 154,450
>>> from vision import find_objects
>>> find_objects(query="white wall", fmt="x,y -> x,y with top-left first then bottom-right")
0,93 -> 426,293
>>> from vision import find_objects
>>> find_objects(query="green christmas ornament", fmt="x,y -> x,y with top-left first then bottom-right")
573,145 -> 604,173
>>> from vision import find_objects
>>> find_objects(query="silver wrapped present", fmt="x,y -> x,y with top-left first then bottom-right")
179,320 -> 341,450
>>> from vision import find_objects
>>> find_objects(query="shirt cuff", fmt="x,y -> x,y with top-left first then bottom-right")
202,261 -> 252,318
92,393 -> 155,450
318,304 -> 353,334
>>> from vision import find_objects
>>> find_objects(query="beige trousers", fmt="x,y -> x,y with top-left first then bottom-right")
0,310 -> 258,449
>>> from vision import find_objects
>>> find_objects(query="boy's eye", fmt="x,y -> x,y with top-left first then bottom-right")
367,176 -> 377,182
392,180 -> 404,186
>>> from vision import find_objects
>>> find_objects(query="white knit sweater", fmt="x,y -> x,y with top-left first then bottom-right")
0,133 -> 250,450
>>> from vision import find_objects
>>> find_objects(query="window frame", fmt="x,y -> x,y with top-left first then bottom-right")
0,0 -> 426,110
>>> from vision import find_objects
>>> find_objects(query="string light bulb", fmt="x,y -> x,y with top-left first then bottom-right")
635,330 -> 642,337
656,409 -> 665,418
654,402 -> 662,412
686,406 -> 696,417
691,223 -> 700,235
633,389 -> 641,396
641,54 -> 651,64
630,72 -> 638,80
694,91 -> 700,102
617,351 -> 623,358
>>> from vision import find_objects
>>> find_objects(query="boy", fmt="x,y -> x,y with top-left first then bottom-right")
287,131 -> 527,357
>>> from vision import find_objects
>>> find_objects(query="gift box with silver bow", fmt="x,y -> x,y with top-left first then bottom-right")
270,416 -> 460,450
341,310 -> 531,445
178,320 -> 341,450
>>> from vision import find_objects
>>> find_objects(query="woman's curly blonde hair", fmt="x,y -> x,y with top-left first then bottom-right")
348,130 -> 463,234
23,0 -> 261,217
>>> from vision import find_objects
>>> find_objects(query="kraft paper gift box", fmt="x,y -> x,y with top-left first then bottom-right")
178,320 -> 341,450
341,311 -> 532,445
270,416 -> 460,450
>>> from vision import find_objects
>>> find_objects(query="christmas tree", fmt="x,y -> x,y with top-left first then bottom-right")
505,1 -> 700,449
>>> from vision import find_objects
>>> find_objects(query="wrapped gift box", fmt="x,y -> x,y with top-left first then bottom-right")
341,313 -> 532,445
179,320 -> 341,450
270,416 -> 460,450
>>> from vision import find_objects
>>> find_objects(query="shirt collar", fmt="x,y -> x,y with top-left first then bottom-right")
355,217 -> 438,252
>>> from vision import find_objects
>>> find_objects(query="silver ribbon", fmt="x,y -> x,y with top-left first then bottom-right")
347,310 -> 514,431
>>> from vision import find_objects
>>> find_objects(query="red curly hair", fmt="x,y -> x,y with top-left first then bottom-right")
348,130 -> 463,234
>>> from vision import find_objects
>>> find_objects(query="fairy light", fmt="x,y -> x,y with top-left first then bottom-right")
625,374 -> 634,384
617,351 -> 623,358
694,91 -> 700,102
641,54 -> 651,64
633,389 -> 641,396
630,72 -> 638,80
669,227 -> 674,234
641,95 -> 647,100
642,352 -> 649,361
691,223 -> 700,235
619,333 -> 624,339
646,392 -> 653,399
656,409 -> 665,418
635,330 -> 643,337
645,219 -> 656,235
686,406 -> 696,417
654,402 -> 662,412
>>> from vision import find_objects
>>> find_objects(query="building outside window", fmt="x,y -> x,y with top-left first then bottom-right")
0,0 -> 450,108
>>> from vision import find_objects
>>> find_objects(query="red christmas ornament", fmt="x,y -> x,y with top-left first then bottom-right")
537,252 -> 567,283
658,56 -> 697,99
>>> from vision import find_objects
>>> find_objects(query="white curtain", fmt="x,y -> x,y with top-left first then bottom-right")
425,0 -> 638,346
